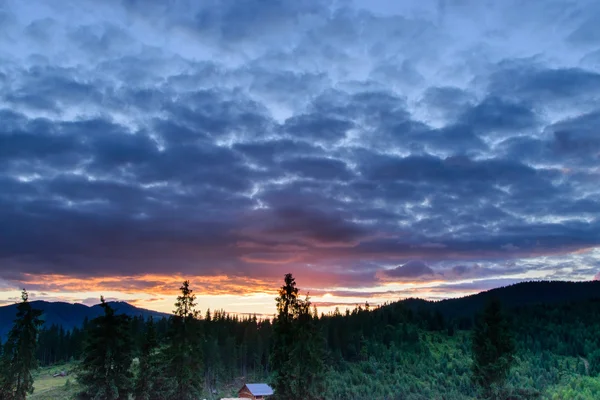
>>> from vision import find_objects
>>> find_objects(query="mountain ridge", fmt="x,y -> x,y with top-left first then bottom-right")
0,300 -> 170,339
396,280 -> 600,327
1,280 -> 599,338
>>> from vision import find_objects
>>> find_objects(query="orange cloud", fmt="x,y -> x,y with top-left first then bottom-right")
11,273 -> 278,297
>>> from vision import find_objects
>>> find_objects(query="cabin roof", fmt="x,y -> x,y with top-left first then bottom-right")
242,383 -> 274,396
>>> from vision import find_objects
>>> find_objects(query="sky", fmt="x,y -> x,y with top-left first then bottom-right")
1,0 -> 600,315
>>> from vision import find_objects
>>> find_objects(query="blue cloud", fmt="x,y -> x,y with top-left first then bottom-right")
382,261 -> 435,279
1,0 -> 599,291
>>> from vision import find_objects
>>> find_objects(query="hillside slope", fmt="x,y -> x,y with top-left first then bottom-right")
0,300 -> 169,338
399,280 -> 600,325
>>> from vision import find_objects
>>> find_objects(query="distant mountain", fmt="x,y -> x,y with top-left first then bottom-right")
0,300 -> 170,339
2,281 -> 599,340
399,280 -> 600,325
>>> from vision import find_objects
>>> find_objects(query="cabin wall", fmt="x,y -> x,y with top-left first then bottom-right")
238,387 -> 255,399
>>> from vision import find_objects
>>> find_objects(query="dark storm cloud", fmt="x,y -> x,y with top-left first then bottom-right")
233,139 -> 323,166
283,114 -> 354,143
420,86 -> 474,118
279,157 -> 354,181
361,153 -> 539,187
381,261 -> 435,279
549,111 -> 600,156
250,206 -> 369,246
458,96 -> 539,135
1,0 -> 599,295
424,124 -> 488,154
490,64 -> 600,105
3,66 -> 104,112
164,89 -> 274,140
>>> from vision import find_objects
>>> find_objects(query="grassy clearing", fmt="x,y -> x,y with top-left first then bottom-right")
29,363 -> 80,400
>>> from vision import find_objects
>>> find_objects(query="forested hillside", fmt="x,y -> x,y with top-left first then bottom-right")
1,280 -> 600,399
0,301 -> 168,339
400,280 -> 600,328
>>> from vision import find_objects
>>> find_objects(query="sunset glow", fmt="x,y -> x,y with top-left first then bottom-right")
2,0 -> 600,315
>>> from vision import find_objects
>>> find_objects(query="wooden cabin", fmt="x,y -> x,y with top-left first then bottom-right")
238,383 -> 274,399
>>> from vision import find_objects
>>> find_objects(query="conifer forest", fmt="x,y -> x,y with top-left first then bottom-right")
1,278 -> 599,399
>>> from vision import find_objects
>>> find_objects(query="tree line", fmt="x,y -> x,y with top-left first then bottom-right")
2,274 -> 599,399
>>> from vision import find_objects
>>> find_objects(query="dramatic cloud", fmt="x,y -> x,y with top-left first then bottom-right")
380,261 -> 435,280
1,0 -> 600,311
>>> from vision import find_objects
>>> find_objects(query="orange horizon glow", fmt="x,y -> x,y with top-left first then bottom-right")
1,269 -> 594,316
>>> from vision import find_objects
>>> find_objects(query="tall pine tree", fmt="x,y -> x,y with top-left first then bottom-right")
161,281 -> 204,400
270,273 -> 299,400
290,296 -> 325,400
471,298 -> 515,399
134,317 -> 161,400
270,274 -> 325,400
0,289 -> 43,400
78,297 -> 134,400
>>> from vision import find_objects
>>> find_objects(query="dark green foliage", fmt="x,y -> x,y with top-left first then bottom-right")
270,273 -> 299,399
290,302 -> 326,399
0,290 -> 43,400
471,298 -> 515,398
36,324 -> 85,365
545,375 -> 600,399
401,281 -> 600,329
134,317 -> 161,400
12,280 -> 600,399
270,274 -> 325,400
78,297 -> 134,400
159,281 -> 204,400
511,299 -> 600,360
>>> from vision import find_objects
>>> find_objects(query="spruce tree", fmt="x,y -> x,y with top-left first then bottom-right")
134,317 -> 161,400
78,297 -> 134,400
471,298 -> 515,399
270,273 -> 299,400
161,281 -> 203,400
0,289 -> 43,400
270,274 -> 326,400
290,296 -> 325,400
